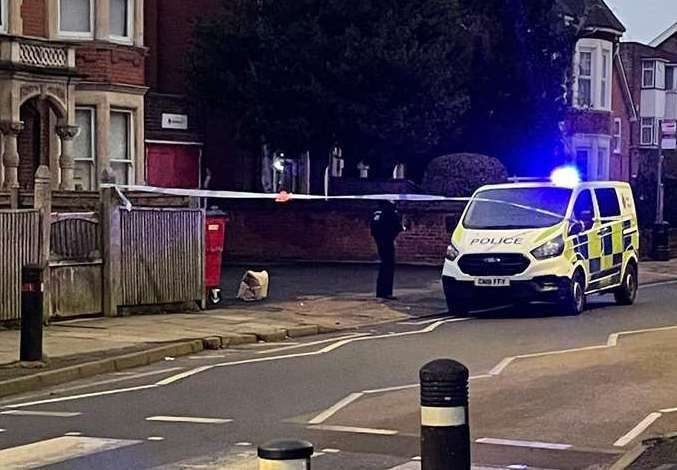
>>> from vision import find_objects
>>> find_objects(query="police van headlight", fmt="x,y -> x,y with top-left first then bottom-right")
531,235 -> 564,260
445,243 -> 460,261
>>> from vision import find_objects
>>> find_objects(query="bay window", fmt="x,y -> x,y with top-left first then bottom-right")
601,51 -> 610,109
109,111 -> 134,185
74,108 -> 97,190
574,39 -> 612,111
59,0 -> 94,38
110,0 -> 133,42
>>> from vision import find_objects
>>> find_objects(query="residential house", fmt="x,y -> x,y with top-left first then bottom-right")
0,0 -> 146,192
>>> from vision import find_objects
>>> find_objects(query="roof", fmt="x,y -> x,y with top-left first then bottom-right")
477,181 -> 631,192
650,22 -> 677,48
559,0 -> 626,34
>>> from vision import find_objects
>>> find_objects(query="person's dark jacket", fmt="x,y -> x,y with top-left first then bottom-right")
370,205 -> 403,243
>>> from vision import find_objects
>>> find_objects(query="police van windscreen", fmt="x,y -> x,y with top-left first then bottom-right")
463,187 -> 573,230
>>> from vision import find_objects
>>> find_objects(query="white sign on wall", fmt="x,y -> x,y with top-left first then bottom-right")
161,113 -> 188,130
662,120 -> 677,150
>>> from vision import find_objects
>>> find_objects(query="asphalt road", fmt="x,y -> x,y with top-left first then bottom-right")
1,281 -> 677,469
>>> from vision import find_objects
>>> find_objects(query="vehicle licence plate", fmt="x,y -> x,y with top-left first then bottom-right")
474,278 -> 510,287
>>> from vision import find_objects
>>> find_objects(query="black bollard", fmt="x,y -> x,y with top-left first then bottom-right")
653,222 -> 671,261
257,439 -> 313,470
420,359 -> 470,470
20,264 -> 43,362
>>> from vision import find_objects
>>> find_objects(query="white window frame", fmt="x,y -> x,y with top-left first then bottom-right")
109,109 -> 135,185
109,0 -> 134,44
667,65 -> 676,91
597,145 -> 609,180
613,118 -> 621,154
0,0 -> 8,33
640,117 -> 655,146
57,0 -> 95,39
600,50 -> 610,109
577,49 -> 594,108
642,61 -> 656,89
74,107 -> 97,190
571,134 -> 612,181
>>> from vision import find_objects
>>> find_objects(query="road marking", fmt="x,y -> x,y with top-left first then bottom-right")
659,406 -> 677,413
321,448 -> 340,453
188,355 -> 227,359
363,383 -> 419,394
0,436 -> 142,469
155,366 -> 214,386
1,410 -> 81,417
398,317 -> 470,326
37,367 -> 184,395
146,416 -> 233,424
235,442 -> 252,446
4,384 -> 158,409
257,333 -> 370,354
147,436 -> 165,441
0,429 -> 5,432
308,392 -> 364,424
476,437 -> 572,450
308,424 -> 398,435
614,412 -> 662,447
64,432 -> 82,436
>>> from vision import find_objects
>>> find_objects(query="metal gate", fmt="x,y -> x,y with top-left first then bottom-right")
0,210 -> 41,321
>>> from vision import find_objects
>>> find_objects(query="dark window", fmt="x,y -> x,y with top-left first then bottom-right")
595,188 -> 621,218
573,190 -> 594,231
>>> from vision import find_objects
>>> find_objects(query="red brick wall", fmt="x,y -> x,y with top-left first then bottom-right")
564,109 -> 612,136
21,0 -> 46,37
219,201 -> 465,265
76,44 -> 145,86
611,61 -> 632,181
146,0 -> 222,94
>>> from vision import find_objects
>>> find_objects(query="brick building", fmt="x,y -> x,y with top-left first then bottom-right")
561,0 -> 634,182
0,0 -> 146,192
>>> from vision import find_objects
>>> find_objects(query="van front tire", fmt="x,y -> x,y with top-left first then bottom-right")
560,271 -> 586,316
614,263 -> 638,305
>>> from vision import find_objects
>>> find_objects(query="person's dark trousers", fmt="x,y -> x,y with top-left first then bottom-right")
376,241 -> 395,298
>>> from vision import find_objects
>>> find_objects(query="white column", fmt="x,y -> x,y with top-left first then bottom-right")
0,121 -> 24,190
56,124 -> 79,190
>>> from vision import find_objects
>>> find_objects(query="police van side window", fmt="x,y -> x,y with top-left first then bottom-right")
573,190 -> 594,231
595,188 -> 621,219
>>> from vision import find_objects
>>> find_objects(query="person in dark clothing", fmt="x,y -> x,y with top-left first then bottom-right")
370,200 -> 404,299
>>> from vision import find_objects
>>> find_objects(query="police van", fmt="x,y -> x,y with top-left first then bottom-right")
442,179 -> 639,315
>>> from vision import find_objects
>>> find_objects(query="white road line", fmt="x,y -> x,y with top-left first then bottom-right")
659,406 -> 677,413
363,384 -> 419,394
0,436 -> 142,469
146,415 -> 233,424
64,432 -> 82,436
0,429 -> 5,432
308,424 -> 398,435
155,365 -> 214,386
476,437 -> 572,450
4,384 -> 158,409
235,442 -> 252,446
188,355 -> 227,359
321,448 -> 341,453
147,436 -> 165,441
1,410 -> 81,417
489,358 -> 515,376
398,317 -> 470,326
257,333 -> 370,354
308,393 -> 364,424
614,412 -> 662,447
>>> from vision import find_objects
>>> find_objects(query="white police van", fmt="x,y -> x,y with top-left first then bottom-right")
442,176 -> 639,315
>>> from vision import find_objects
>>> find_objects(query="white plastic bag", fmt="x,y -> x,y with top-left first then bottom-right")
237,270 -> 269,301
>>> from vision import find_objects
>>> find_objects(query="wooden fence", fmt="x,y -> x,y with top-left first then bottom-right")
118,208 -> 204,307
0,210 -> 41,321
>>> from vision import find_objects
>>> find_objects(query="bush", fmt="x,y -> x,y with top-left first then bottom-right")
421,153 -> 508,197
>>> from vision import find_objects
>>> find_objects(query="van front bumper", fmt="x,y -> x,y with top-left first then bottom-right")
442,275 -> 572,305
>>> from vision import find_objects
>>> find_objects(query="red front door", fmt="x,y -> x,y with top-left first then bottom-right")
147,144 -> 201,188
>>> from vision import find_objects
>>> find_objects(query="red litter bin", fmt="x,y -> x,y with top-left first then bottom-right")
205,209 -> 228,304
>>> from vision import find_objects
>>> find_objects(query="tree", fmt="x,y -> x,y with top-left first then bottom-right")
189,0 -> 473,178
457,0 -> 578,176
422,153 -> 508,197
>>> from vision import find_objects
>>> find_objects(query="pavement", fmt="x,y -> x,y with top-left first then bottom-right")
0,260 -> 677,469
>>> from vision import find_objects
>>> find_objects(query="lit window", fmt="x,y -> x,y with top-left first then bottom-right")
59,0 -> 93,37
600,51 -> 610,109
0,0 -> 7,33
109,111 -> 134,185
641,118 -> 655,146
74,108 -> 97,190
613,118 -> 621,154
110,0 -> 133,41
642,61 -> 656,88
578,51 -> 593,107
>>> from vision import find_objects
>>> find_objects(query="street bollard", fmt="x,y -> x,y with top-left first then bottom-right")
420,359 -> 470,470
257,439 -> 314,470
20,264 -> 44,362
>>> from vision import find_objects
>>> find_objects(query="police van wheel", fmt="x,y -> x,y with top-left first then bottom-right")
561,271 -> 586,316
614,263 -> 638,305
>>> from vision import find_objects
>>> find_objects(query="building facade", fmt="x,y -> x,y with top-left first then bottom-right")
0,0 -> 146,192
